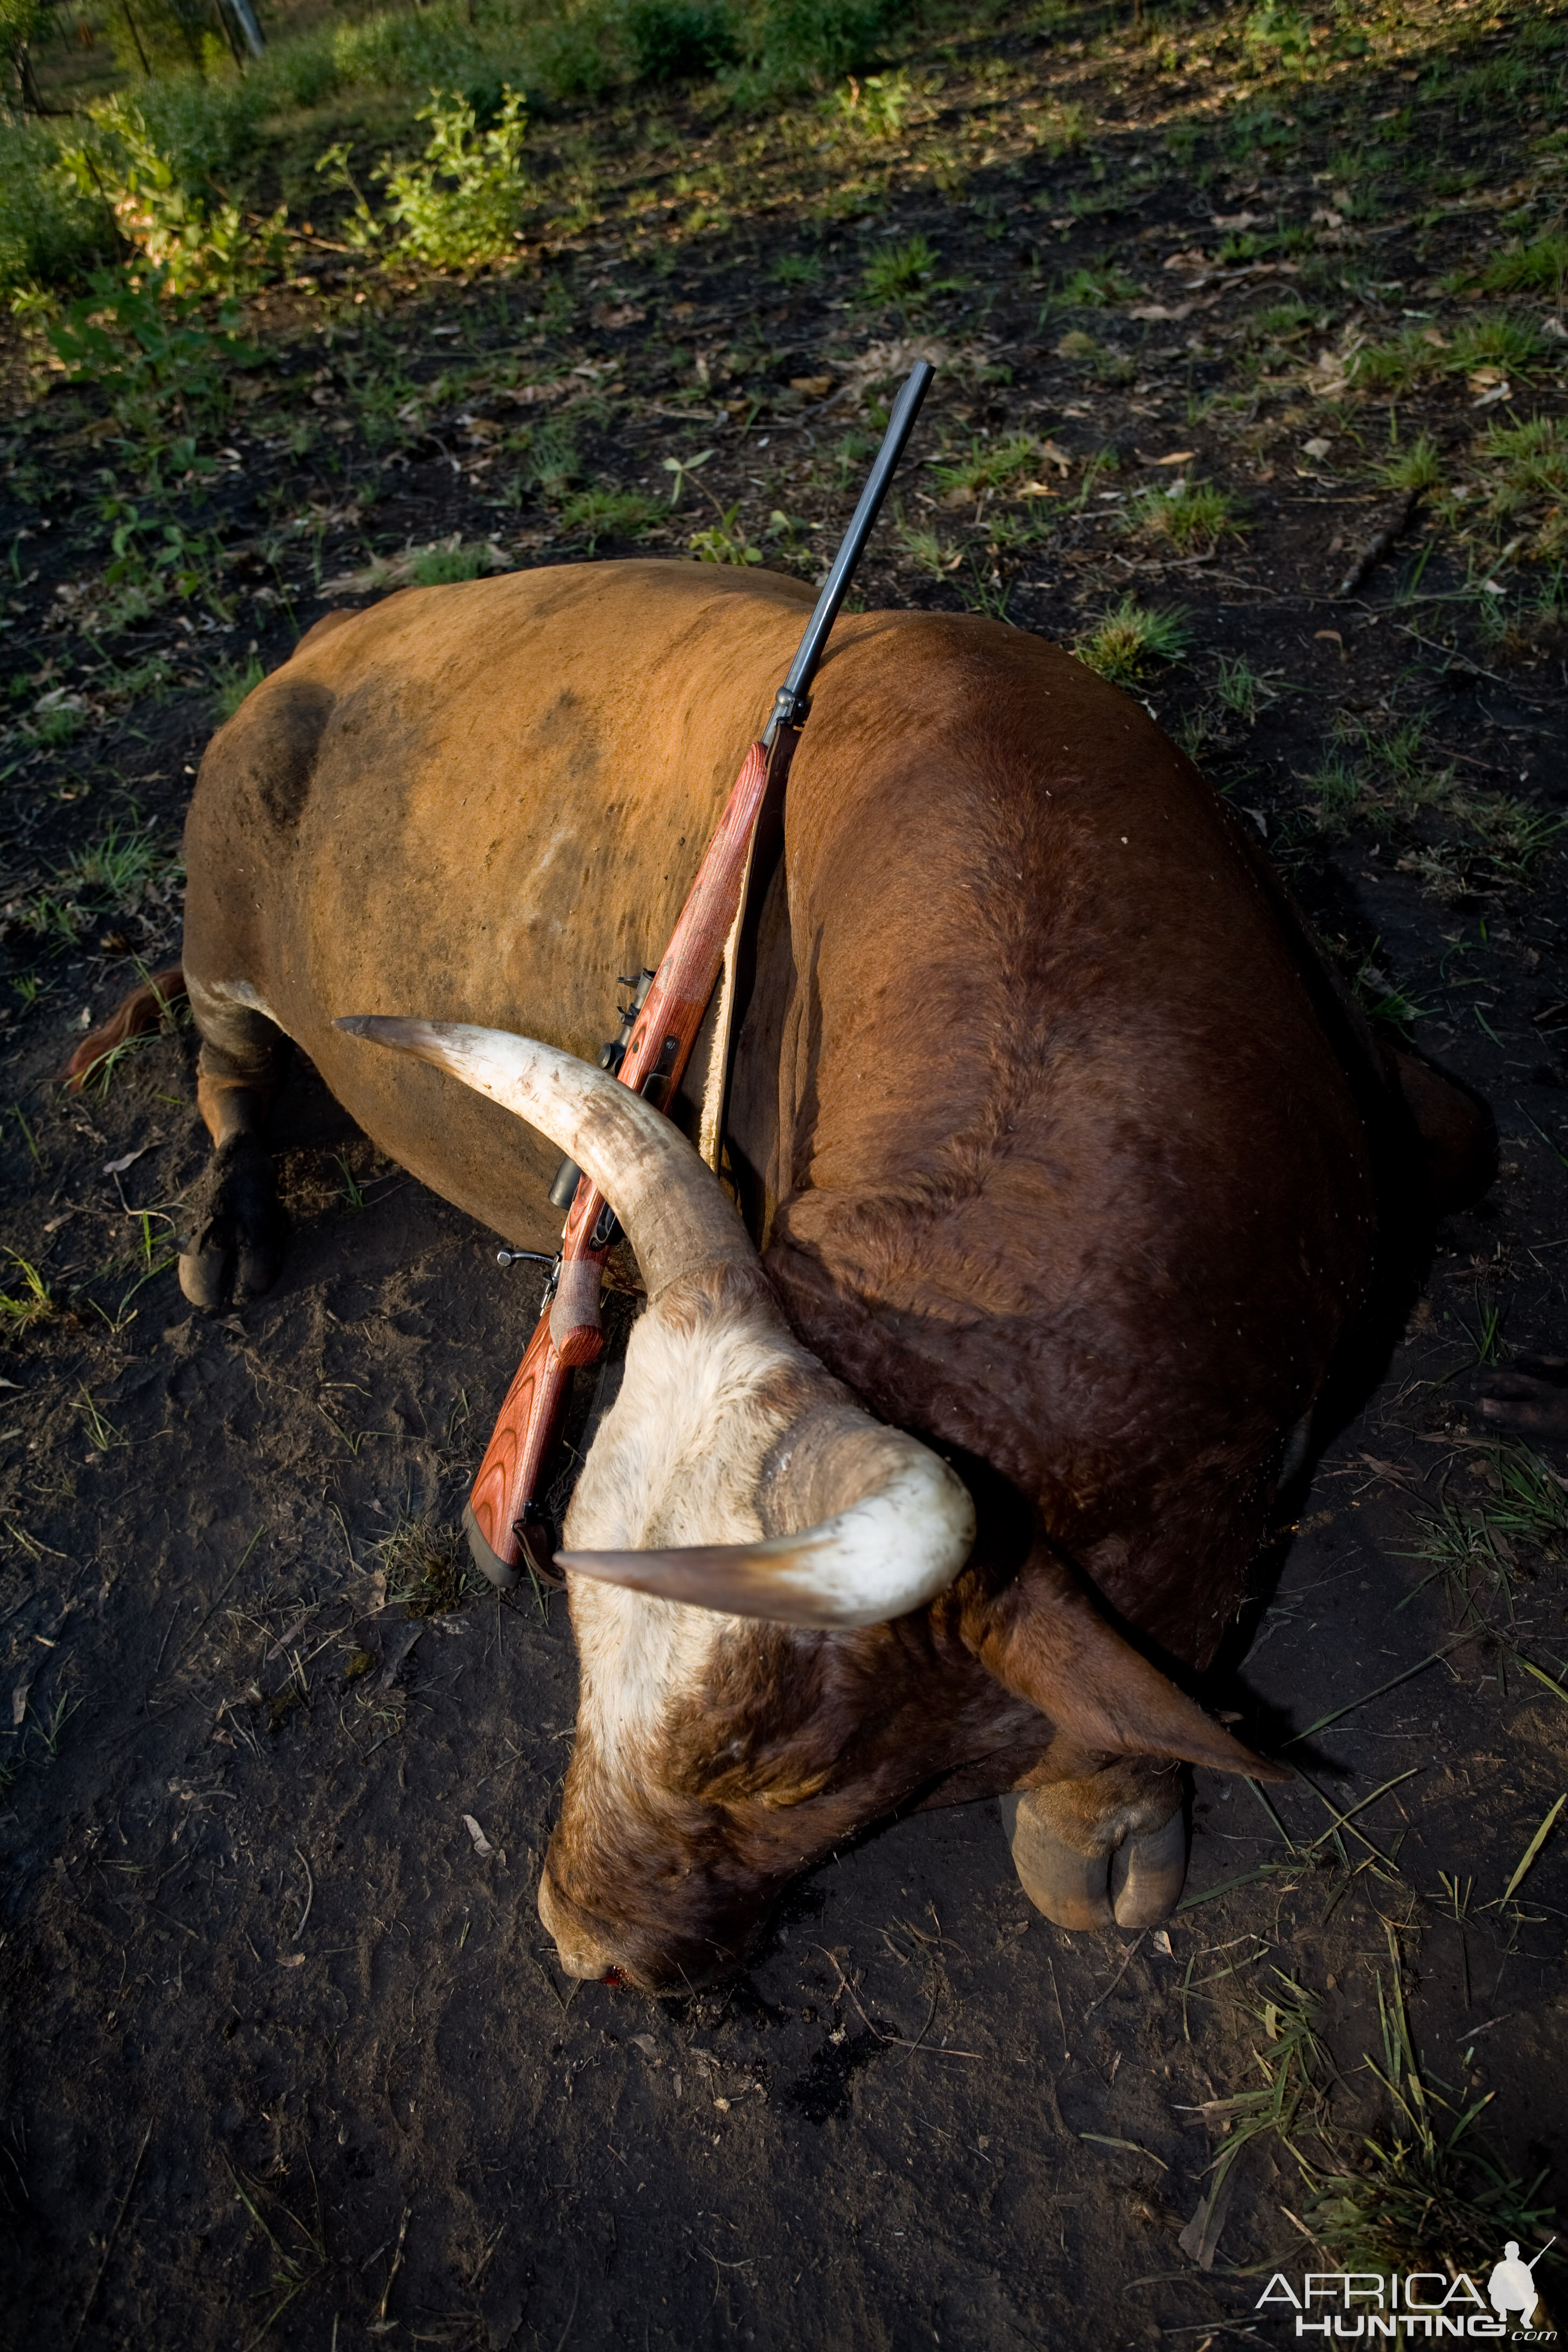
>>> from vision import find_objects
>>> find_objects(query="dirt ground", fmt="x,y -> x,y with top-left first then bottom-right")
3,4 -> 1567,2346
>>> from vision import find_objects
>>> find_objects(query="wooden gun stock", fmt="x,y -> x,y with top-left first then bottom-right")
464,732 -> 795,1587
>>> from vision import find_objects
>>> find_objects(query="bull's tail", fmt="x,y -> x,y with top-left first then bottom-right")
62,964 -> 187,1091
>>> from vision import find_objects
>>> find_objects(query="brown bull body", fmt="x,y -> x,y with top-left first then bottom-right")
155,559 -> 1483,1985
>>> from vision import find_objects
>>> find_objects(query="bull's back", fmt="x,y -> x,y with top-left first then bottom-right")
731,615 -> 1380,1661
183,562 -> 816,1245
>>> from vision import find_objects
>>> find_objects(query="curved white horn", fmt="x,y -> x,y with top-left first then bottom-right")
335,1017 -> 754,1297
559,1437 -> 976,1628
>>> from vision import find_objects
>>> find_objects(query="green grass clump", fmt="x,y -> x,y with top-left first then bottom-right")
1077,598 -> 1188,684
1481,415 -> 1568,519
1375,433 -> 1445,493
1125,479 -> 1244,555
930,435 -> 1042,501
410,543 -> 486,585
1301,1925 -> 1555,2276
772,249 -> 822,286
375,1513 -> 474,1615
0,1252 -> 54,1336
60,820 -> 176,906
1447,312 -> 1549,380
1058,264 -> 1137,308
213,655 -> 265,723
1480,234 -> 1568,294
1307,754 -> 1364,831
525,421 -> 580,501
862,232 -> 941,306
559,488 -> 665,550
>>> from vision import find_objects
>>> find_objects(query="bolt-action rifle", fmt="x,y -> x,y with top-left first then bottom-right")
464,361 -> 934,1590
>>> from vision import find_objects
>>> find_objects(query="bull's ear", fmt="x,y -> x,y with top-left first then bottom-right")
967,1547 -> 1289,1782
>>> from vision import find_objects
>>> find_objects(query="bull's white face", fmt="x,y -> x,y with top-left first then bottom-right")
541,1265 -> 862,1986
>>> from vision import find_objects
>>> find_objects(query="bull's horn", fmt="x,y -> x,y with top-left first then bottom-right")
335,1018 -> 753,1298
559,1440 -> 976,1629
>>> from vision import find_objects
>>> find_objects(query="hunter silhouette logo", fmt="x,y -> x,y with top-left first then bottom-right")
1489,2242 -> 1554,2331
1256,2242 -> 1558,2337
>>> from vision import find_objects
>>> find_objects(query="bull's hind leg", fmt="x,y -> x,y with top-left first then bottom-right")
1000,1761 -> 1187,1932
179,981 -> 291,1311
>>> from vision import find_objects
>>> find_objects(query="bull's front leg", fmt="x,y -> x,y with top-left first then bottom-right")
1000,1759 -> 1188,1932
178,982 -> 290,1311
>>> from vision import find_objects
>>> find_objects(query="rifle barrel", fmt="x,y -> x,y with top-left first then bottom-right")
762,360 -> 933,745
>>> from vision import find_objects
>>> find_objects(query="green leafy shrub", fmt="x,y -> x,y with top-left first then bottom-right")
59,95 -> 286,297
45,270 -> 259,424
832,66 -> 913,135
378,87 -> 528,269
626,0 -> 736,82
744,0 -> 894,92
0,117 -> 113,295
689,502 -> 763,563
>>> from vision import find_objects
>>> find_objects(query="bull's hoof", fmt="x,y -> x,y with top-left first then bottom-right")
177,1134 -> 285,1312
1108,1805 -> 1188,1927
999,1791 -> 1188,1931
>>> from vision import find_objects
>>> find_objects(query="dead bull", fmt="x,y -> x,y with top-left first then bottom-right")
80,559 -> 1493,1987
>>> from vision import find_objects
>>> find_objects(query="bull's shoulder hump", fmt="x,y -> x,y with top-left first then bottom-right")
279,558 -> 818,690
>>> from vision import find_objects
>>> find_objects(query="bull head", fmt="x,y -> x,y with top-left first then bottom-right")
340,1017 -> 1277,1989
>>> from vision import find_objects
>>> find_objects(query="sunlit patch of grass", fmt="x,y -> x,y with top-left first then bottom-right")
525,419 -> 580,501
60,818 -> 169,903
558,487 -> 664,551
930,434 -> 1041,501
897,522 -> 960,577
411,542 -> 485,585
1076,597 -> 1189,684
1124,479 -> 1245,555
688,502 -> 763,565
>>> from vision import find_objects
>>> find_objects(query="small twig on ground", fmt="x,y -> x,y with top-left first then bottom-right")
70,2120 -> 151,2349
377,2208 -> 410,2324
292,1845 -> 313,1944
814,1947 -> 981,2059
1087,1930 -> 1147,2013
